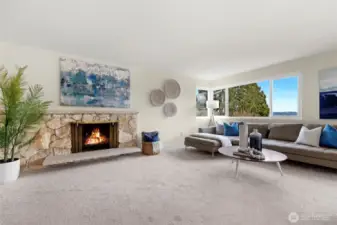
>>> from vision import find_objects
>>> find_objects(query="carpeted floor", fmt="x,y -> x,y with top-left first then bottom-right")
1,147 -> 337,225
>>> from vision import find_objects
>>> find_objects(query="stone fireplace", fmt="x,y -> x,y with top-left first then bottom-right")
70,121 -> 119,153
20,111 -> 138,168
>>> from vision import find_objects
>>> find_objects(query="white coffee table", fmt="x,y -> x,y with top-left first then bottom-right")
218,146 -> 287,178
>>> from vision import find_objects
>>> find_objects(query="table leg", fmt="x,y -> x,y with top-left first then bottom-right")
235,159 -> 240,178
276,162 -> 284,176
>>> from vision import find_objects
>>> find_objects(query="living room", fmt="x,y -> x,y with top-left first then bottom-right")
1,1 -> 337,225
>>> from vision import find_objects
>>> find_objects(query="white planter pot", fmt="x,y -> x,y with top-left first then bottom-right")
0,158 -> 20,184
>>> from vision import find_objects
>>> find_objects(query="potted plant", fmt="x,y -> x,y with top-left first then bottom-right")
0,66 -> 51,184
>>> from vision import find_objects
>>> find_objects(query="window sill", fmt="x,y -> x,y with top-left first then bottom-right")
214,115 -> 302,120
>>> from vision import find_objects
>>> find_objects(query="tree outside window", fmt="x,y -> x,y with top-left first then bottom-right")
229,81 -> 270,117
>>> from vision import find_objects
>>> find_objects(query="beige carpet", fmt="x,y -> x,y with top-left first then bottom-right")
1,147 -> 337,225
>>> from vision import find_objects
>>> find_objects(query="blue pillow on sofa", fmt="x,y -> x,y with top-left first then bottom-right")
224,122 -> 239,136
320,125 -> 337,149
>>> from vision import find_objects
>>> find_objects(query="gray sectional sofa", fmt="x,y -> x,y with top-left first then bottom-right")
184,123 -> 337,169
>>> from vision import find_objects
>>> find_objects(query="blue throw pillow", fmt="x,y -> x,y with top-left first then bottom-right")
142,131 -> 159,142
224,122 -> 239,136
320,125 -> 337,149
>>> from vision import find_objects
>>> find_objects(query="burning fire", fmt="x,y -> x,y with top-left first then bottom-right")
84,128 -> 108,145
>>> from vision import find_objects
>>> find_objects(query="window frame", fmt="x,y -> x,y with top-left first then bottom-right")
207,73 -> 302,119
213,87 -> 227,116
196,87 -> 211,118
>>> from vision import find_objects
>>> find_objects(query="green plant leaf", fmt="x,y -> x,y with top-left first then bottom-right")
0,66 -> 51,162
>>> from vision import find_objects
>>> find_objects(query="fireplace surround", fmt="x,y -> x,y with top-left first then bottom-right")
18,111 -> 138,168
70,121 -> 119,153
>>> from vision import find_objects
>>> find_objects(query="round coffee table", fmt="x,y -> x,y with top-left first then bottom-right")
218,146 -> 287,178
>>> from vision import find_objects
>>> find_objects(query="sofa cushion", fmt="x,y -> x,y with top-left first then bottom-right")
268,123 -> 302,142
227,136 -> 240,145
198,127 -> 216,134
184,136 -> 221,147
224,122 -> 239,136
262,139 -> 337,161
323,149 -> 337,161
305,123 -> 337,130
261,139 -> 292,152
247,123 -> 269,138
281,143 -> 336,161
295,126 -> 322,147
304,124 -> 325,130
320,124 -> 337,149
215,122 -> 224,135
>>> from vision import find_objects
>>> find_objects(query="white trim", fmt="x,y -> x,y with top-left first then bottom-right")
214,116 -> 302,121
271,74 -> 301,118
297,73 -> 303,118
225,88 -> 229,116
211,72 -> 301,90
269,79 -> 273,117
212,88 -> 226,116
208,89 -> 214,117
196,87 -> 210,117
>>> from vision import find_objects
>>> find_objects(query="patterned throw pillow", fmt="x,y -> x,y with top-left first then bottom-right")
224,122 -> 239,136
295,126 -> 322,147
320,125 -> 337,149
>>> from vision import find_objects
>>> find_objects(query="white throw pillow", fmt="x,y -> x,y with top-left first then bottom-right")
216,121 -> 224,135
295,126 -> 322,147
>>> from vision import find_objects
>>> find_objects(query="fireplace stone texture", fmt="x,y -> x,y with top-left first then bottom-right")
20,112 -> 138,168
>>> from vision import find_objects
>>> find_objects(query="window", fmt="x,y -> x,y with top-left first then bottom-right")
272,76 -> 299,116
228,80 -> 270,117
199,74 -> 300,118
196,89 -> 208,116
213,88 -> 226,115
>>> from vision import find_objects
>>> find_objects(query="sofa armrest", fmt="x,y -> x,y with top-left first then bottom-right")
198,127 -> 216,134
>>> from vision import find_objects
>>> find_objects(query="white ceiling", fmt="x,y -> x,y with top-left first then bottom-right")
2,0 -> 337,80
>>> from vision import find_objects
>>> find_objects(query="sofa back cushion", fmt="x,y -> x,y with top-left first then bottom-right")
198,127 -> 216,134
305,123 -> 337,130
268,123 -> 302,142
305,124 -> 325,130
247,123 -> 269,138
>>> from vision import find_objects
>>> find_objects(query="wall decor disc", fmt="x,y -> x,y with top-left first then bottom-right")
164,79 -> 181,99
150,89 -> 166,106
163,102 -> 177,117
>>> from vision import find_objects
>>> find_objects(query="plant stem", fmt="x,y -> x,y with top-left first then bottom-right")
10,117 -> 25,161
4,118 -> 8,162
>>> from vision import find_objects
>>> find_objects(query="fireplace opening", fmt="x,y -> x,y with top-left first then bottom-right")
83,124 -> 110,151
70,122 -> 119,153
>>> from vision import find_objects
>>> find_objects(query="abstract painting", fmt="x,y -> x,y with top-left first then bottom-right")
60,57 -> 130,108
319,67 -> 337,119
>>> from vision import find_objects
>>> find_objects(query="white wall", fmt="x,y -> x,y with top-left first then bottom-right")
0,42 -> 197,145
197,49 -> 337,127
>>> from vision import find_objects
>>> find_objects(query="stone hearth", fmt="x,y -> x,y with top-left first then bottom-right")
20,111 -> 137,168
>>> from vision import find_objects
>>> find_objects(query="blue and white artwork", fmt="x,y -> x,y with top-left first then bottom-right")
60,57 -> 130,108
319,67 -> 337,119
